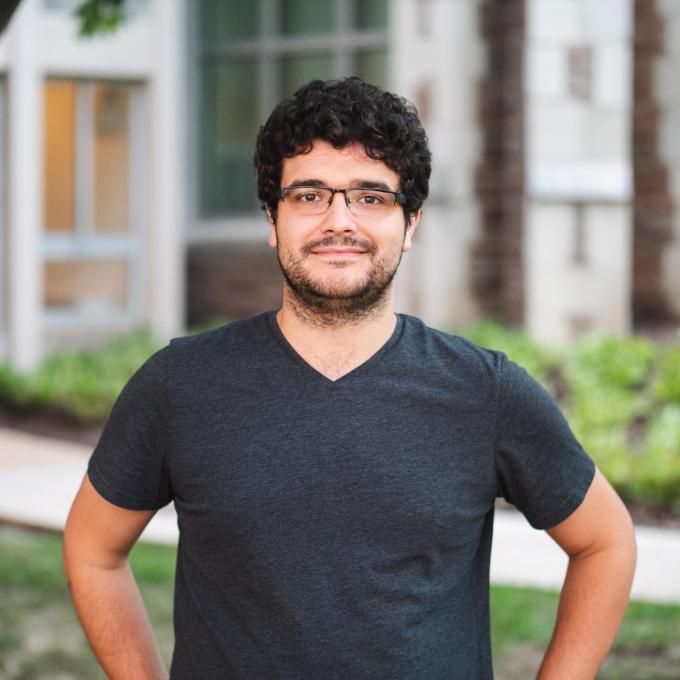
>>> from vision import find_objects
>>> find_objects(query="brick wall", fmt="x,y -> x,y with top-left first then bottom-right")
186,243 -> 282,326
472,0 -> 526,325
633,0 -> 674,324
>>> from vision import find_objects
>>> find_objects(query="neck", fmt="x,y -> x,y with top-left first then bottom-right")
276,284 -> 398,380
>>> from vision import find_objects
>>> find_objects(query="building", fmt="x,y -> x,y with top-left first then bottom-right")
0,0 -> 679,371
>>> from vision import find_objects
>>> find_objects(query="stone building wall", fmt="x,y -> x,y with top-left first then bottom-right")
472,0 -> 526,326
523,0 -> 633,344
633,0 -> 675,325
652,0 -> 680,322
186,243 -> 281,327
390,0 -> 485,330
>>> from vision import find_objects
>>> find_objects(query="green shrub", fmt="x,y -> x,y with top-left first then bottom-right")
462,320 -> 557,382
566,334 -> 655,390
653,345 -> 680,406
0,327 -> 163,424
566,380 -> 645,429
632,404 -> 680,511
568,418 -> 635,494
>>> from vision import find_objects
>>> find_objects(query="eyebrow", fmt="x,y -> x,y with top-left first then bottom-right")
285,178 -> 396,192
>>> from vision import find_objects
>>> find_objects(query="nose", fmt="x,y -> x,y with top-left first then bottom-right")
321,191 -> 358,233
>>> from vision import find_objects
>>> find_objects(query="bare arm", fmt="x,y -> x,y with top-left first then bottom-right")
536,467 -> 637,679
63,473 -> 169,680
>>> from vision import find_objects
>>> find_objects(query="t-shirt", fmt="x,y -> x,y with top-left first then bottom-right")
88,311 -> 595,679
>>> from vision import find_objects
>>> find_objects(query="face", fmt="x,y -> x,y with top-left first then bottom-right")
268,140 -> 420,321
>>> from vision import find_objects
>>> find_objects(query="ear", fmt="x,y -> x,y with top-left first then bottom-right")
402,210 -> 421,253
265,206 -> 277,249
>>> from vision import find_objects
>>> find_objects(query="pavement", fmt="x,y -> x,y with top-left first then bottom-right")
1,426 -> 679,604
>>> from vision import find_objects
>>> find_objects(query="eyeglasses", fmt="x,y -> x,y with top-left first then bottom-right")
279,185 -> 407,218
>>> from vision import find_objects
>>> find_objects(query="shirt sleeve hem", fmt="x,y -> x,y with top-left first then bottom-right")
527,459 -> 597,530
88,460 -> 169,511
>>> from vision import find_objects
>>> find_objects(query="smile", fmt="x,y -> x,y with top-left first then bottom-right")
310,249 -> 367,259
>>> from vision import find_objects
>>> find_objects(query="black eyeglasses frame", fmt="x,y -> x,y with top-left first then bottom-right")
279,185 -> 407,212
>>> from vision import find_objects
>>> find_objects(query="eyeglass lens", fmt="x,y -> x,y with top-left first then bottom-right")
282,187 -> 399,217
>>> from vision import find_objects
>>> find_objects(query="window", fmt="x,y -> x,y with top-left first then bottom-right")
42,80 -> 144,323
196,0 -> 389,219
0,79 -> 6,356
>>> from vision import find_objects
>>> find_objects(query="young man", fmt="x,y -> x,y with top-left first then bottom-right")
64,78 -> 636,679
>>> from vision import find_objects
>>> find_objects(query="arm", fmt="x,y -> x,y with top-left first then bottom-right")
536,467 -> 637,679
63,473 -> 169,680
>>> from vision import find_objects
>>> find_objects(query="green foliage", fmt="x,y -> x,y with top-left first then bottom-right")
0,528 -> 66,598
556,332 -> 680,512
462,320 -> 557,382
489,584 -> 680,677
129,542 -> 177,585
0,320 -> 229,425
653,344 -> 680,405
75,0 -> 126,37
566,334 -> 656,390
633,405 -> 680,511
490,585 -> 558,654
0,327 -> 163,424
461,323 -> 680,514
0,526 -> 174,677
568,420 -> 635,492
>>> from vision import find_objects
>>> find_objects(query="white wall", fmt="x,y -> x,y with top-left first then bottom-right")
525,0 -> 633,343
390,0 -> 484,330
526,202 -> 632,343
657,0 -> 680,316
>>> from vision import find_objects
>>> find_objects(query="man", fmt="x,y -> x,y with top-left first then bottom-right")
64,78 -> 636,679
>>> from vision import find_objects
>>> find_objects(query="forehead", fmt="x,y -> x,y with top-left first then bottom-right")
281,140 -> 399,187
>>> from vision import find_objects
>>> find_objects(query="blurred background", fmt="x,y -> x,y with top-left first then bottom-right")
1,0 -> 678,370
1,2 -> 680,678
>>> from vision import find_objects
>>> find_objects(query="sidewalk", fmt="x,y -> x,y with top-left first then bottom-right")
1,426 -> 679,604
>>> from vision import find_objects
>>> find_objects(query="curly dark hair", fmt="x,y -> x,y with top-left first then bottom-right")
254,77 -> 431,222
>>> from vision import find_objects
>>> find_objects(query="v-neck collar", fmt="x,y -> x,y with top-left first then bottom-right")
265,310 -> 405,387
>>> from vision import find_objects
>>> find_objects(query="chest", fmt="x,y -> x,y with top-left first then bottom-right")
167,376 -> 497,556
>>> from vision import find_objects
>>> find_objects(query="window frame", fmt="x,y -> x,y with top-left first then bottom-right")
42,78 -> 147,328
0,77 -> 6,357
188,0 -> 389,242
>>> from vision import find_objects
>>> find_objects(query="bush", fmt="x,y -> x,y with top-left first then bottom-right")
462,320 -> 557,383
653,345 -> 680,406
0,327 -> 163,423
633,404 -> 680,512
566,334 -> 655,390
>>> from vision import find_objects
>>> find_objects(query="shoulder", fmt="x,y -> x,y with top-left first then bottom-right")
167,312 -> 273,364
397,313 -> 506,382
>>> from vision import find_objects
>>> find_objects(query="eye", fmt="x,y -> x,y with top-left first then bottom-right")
290,188 -> 323,202
355,191 -> 388,205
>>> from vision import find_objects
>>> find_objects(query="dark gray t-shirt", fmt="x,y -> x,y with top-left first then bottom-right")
88,311 -> 595,679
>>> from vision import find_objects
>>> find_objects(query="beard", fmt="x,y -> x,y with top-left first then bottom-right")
276,234 -> 404,326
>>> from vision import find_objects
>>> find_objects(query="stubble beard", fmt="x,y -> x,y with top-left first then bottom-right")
276,234 -> 404,327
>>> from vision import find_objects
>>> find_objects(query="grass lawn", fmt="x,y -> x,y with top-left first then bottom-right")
1,525 -> 679,679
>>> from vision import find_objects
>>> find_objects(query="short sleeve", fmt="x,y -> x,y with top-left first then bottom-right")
493,354 -> 595,529
87,345 -> 174,511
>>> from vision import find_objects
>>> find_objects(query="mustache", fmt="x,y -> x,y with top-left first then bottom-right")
301,236 -> 376,255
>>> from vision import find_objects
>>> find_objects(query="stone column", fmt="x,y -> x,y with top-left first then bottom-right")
6,0 -> 43,370
149,0 -> 186,339
390,0 -> 485,329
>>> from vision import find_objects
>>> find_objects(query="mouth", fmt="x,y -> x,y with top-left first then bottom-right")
310,248 -> 367,259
